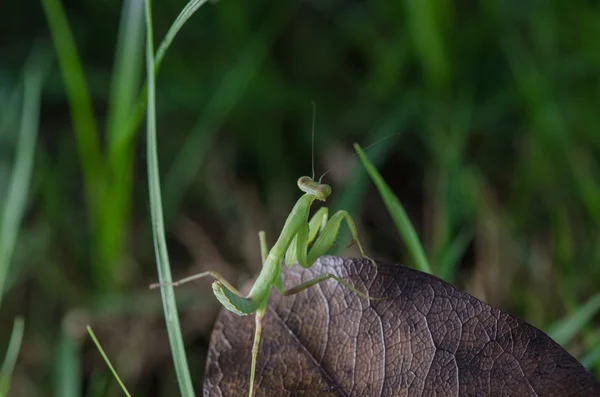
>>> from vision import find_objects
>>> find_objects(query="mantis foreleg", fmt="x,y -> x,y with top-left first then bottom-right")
249,304 -> 266,397
150,270 -> 258,315
149,270 -> 241,296
249,233 -> 271,397
285,207 -> 328,266
295,209 -> 374,268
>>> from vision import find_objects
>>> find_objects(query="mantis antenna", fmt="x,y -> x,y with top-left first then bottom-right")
317,132 -> 399,183
311,101 -> 316,181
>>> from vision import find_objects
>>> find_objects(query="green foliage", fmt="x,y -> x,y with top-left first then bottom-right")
86,326 -> 132,397
53,328 -> 81,397
548,293 -> 600,347
355,143 -> 432,274
0,318 -> 24,395
41,0 -> 135,290
0,49 -> 46,305
0,47 -> 46,397
1,0 -> 600,394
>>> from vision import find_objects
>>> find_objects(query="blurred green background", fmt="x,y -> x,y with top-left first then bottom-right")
1,0 -> 600,395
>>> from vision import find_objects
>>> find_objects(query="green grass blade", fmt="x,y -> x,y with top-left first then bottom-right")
355,143 -> 433,274
106,0 -> 144,149
580,344 -> 600,370
144,0 -> 195,395
0,83 -> 22,139
86,326 -> 131,397
0,317 -> 24,395
96,0 -> 145,289
437,227 -> 473,283
404,0 -> 450,88
123,0 -> 212,160
155,0 -> 210,70
0,55 -> 45,305
331,99 -> 416,253
40,0 -> 104,203
547,293 -> 600,346
53,327 -> 81,397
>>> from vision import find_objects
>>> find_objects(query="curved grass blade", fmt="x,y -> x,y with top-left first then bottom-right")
0,51 -> 46,305
155,0 -> 210,69
106,0 -> 145,148
331,99 -> 416,253
99,0 -> 146,290
548,293 -> 600,346
580,344 -> 600,370
86,326 -> 131,397
125,0 -> 213,152
354,143 -> 433,274
437,227 -> 472,283
143,0 -> 195,395
0,83 -> 22,139
40,0 -> 103,201
0,317 -> 24,396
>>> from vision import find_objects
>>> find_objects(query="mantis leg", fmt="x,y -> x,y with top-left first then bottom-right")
149,270 -> 241,296
309,210 -> 366,262
285,207 -> 328,267
249,234 -> 268,397
249,304 -> 266,397
295,209 -> 376,268
259,231 -> 284,293
280,272 -> 385,301
258,230 -> 268,264
150,270 -> 257,316
162,229 -> 281,316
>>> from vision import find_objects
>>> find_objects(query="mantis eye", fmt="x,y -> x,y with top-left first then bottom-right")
317,184 -> 331,198
297,176 -> 311,186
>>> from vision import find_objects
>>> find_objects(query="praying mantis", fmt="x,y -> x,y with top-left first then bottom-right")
151,111 -> 383,397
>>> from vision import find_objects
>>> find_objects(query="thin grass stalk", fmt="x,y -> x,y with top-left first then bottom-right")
143,0 -> 196,394
0,53 -> 46,305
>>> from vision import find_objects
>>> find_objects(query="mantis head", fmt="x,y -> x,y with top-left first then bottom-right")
297,176 -> 331,201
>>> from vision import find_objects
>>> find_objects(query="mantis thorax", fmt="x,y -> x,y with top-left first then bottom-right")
297,176 -> 331,201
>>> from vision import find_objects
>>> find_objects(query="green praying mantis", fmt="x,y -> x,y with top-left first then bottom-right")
151,110 -> 384,397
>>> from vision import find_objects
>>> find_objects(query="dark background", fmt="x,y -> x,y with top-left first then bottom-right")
1,0 -> 600,395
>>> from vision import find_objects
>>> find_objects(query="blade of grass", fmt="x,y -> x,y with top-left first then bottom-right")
331,98 -> 416,254
547,293 -> 600,346
436,227 -> 473,283
98,0 -> 146,288
355,143 -> 433,274
41,0 -> 112,290
40,0 -> 104,205
86,326 -> 131,397
120,0 -> 213,164
0,317 -> 24,395
53,326 -> 81,397
106,0 -> 144,148
144,0 -> 195,395
0,52 -> 46,306
0,83 -> 22,139
580,344 -> 600,370
404,0 -> 450,88
155,0 -> 210,70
